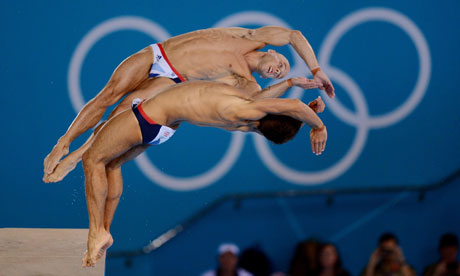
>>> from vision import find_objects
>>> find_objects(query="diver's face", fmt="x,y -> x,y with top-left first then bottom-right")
259,50 -> 290,79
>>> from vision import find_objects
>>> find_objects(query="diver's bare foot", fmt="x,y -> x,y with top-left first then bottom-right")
82,251 -> 90,267
82,231 -> 113,267
43,152 -> 80,183
43,143 -> 69,175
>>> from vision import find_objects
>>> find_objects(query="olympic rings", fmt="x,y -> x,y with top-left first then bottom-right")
68,8 -> 431,190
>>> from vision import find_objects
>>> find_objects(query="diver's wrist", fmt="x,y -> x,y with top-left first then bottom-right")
311,67 -> 321,76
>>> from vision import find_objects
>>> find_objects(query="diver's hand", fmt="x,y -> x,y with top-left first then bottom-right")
314,70 -> 335,98
310,125 -> 327,155
308,96 -> 325,113
291,77 -> 323,90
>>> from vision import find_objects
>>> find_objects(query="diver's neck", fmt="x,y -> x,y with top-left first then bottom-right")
244,51 -> 264,73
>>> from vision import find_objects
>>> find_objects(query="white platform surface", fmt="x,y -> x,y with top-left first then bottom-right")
0,228 -> 105,276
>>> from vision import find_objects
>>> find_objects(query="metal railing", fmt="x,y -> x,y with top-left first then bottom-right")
108,167 -> 460,258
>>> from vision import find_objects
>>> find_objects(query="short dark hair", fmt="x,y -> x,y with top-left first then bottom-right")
439,233 -> 459,249
379,232 -> 398,245
257,114 -> 302,144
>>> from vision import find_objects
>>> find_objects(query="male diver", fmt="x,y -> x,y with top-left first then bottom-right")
80,80 -> 327,267
44,26 -> 334,182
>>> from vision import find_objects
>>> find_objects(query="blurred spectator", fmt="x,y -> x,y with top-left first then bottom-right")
239,246 -> 272,276
316,243 -> 350,276
289,238 -> 321,276
239,246 -> 287,276
202,243 -> 253,276
422,233 -> 460,276
362,233 -> 416,276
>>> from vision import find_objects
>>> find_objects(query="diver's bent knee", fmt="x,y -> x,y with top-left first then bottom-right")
98,86 -> 119,107
106,162 -> 122,172
82,150 -> 102,169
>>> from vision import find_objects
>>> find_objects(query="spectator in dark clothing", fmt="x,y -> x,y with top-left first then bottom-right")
289,238 -> 322,276
239,247 -> 272,276
423,233 -> 460,276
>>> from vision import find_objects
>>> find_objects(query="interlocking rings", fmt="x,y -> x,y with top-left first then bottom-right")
68,8 -> 431,190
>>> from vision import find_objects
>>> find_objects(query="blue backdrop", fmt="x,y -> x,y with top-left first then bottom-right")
1,0 -> 459,275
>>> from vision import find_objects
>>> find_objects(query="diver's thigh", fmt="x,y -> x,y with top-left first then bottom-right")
108,77 -> 176,119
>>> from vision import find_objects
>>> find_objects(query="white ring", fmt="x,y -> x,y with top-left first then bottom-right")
319,7 -> 431,128
68,16 -> 170,113
253,7 -> 431,184
138,12 -> 307,190
68,16 -> 247,191
217,11 -> 371,184
253,66 -> 369,184
214,11 -> 307,80
139,12 -> 301,191
135,132 -> 246,191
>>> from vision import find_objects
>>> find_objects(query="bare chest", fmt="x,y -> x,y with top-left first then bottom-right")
172,51 -> 251,81
163,35 -> 259,81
